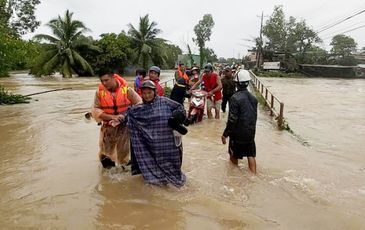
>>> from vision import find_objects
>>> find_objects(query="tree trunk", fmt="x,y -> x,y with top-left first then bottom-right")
199,47 -> 204,67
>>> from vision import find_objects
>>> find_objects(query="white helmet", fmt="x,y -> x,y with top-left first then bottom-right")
234,69 -> 251,82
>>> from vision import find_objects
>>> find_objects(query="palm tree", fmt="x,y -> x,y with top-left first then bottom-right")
128,14 -> 165,70
32,10 -> 98,77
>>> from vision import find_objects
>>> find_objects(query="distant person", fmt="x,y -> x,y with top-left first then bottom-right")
148,66 -> 164,96
221,66 -> 236,113
91,69 -> 142,169
231,66 -> 237,76
188,66 -> 200,88
175,63 -> 189,84
221,69 -> 258,174
134,68 -> 146,92
136,69 -> 150,96
190,63 -> 222,119
127,80 -> 187,187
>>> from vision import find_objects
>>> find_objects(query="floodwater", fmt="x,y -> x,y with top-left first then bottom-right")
0,72 -> 364,229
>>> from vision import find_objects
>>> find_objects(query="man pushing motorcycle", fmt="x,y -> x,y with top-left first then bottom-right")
189,64 -> 222,119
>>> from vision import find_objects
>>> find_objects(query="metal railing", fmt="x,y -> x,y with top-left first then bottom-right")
249,70 -> 285,128
160,78 -> 176,88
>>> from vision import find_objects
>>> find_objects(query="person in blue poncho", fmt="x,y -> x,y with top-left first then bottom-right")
127,80 -> 188,187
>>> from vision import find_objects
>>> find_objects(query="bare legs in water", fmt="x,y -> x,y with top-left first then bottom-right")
229,154 -> 257,174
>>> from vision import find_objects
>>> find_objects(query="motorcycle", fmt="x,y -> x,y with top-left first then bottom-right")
187,89 -> 207,124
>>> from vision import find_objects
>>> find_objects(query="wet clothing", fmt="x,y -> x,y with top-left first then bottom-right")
221,76 -> 236,96
134,76 -> 142,91
175,66 -> 189,84
206,98 -> 222,111
189,74 -> 200,87
127,96 -> 186,187
223,87 -> 258,145
92,80 -> 142,165
152,79 -> 165,96
98,75 -> 130,115
221,75 -> 236,112
229,139 -> 256,158
221,94 -> 231,113
170,79 -> 188,105
202,72 -> 222,101
136,77 -> 149,96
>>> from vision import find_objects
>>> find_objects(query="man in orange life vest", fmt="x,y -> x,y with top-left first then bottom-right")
91,69 -> 142,169
190,63 -> 222,119
175,63 -> 189,84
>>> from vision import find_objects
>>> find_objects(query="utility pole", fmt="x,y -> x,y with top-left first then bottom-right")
256,11 -> 264,69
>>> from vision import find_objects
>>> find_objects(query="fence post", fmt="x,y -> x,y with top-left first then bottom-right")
265,88 -> 268,100
250,70 -> 285,129
270,95 -> 274,116
278,102 -> 284,128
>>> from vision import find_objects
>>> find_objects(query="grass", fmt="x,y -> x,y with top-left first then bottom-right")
0,85 -> 31,105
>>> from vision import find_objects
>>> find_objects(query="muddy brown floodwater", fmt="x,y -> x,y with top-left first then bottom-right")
0,72 -> 364,229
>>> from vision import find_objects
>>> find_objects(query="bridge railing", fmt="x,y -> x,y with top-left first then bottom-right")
160,78 -> 176,88
249,70 -> 285,128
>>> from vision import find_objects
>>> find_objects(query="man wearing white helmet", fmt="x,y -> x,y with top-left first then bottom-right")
221,70 -> 258,174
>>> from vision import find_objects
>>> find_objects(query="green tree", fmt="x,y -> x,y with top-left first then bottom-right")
128,14 -> 163,70
302,46 -> 328,64
0,0 -> 40,36
263,6 -> 286,53
203,47 -> 218,63
330,35 -> 357,57
91,32 -> 134,74
217,57 -> 227,63
149,38 -> 167,68
187,44 -> 195,67
0,29 -> 16,76
31,10 -> 98,77
330,34 -> 357,66
193,14 -> 215,67
159,41 -> 182,69
0,0 -> 40,76
263,5 -> 320,68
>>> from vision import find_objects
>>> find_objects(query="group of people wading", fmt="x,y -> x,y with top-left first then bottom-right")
90,63 -> 257,187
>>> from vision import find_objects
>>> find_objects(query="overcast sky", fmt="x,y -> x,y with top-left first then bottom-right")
24,0 -> 365,58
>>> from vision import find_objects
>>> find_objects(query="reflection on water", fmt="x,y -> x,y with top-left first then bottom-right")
0,73 -> 364,229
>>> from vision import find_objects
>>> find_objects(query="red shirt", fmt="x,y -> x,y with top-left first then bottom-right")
152,79 -> 164,96
202,72 -> 222,101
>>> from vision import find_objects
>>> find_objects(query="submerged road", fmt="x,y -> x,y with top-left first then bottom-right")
0,72 -> 364,229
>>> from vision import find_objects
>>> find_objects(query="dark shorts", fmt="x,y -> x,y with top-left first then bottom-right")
229,139 -> 256,159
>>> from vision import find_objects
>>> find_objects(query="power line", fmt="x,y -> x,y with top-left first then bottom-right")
322,24 -> 365,40
321,19 -> 365,38
317,9 -> 365,33
315,6 -> 363,30
335,24 -> 365,35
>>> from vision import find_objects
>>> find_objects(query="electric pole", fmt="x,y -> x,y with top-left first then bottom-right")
256,11 -> 264,69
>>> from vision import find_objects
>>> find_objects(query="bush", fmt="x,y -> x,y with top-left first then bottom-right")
0,85 -> 30,104
254,70 -> 306,78
164,86 -> 172,96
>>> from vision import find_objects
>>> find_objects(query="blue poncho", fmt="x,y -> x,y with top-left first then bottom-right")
127,96 -> 186,187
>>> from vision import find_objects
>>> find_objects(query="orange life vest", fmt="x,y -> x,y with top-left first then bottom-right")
177,65 -> 189,83
98,74 -> 131,115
